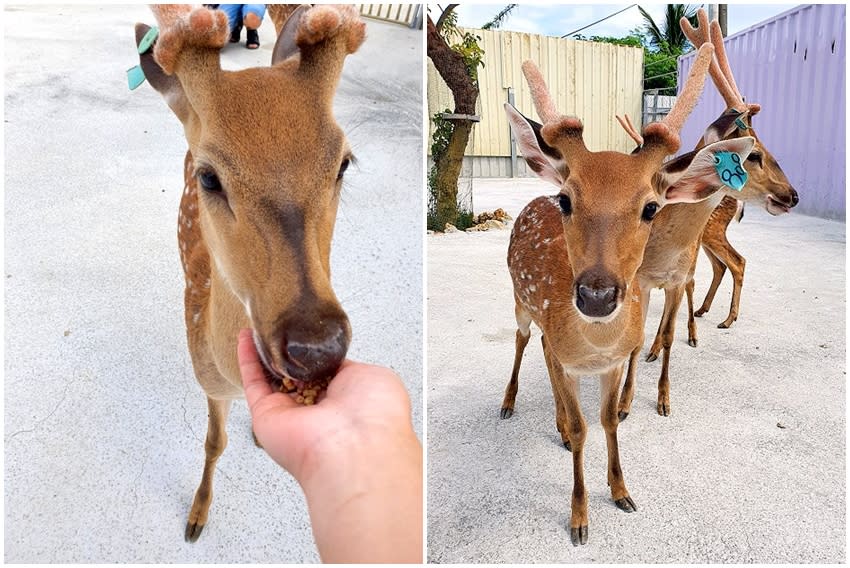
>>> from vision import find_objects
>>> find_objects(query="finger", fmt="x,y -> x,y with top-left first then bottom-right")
237,328 -> 274,411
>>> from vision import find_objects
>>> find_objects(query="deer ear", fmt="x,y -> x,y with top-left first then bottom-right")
702,108 -> 744,144
504,103 -> 566,188
134,22 -> 193,124
271,4 -> 310,65
657,136 -> 755,204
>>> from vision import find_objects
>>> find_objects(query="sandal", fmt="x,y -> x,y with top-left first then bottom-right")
229,25 -> 242,43
246,28 -> 259,50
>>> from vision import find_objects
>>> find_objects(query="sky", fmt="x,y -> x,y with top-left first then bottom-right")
448,3 -> 799,40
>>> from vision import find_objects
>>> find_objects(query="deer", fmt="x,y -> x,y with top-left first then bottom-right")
132,4 -> 365,541
614,8 -> 799,420
499,42 -> 757,545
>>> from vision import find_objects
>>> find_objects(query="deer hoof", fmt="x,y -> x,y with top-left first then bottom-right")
645,352 -> 658,363
695,309 -> 707,317
718,320 -> 734,329
499,407 -> 514,419
657,402 -> 670,416
617,410 -> 629,422
570,524 -> 588,546
185,521 -> 204,543
563,439 -> 572,452
688,338 -> 698,348
615,496 -> 637,513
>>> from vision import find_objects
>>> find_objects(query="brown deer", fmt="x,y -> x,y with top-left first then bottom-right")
615,9 -> 799,420
133,4 -> 365,541
499,44 -> 756,545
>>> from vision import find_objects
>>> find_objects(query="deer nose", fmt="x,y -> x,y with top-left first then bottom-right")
575,283 -> 619,318
281,317 -> 350,383
789,188 -> 799,207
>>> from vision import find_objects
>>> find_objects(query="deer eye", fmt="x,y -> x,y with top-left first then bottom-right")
558,194 -> 572,215
746,152 -> 763,167
642,201 -> 659,222
198,170 -> 222,192
337,158 -> 350,180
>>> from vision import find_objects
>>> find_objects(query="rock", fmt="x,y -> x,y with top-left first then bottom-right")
482,219 -> 505,230
444,223 -> 459,233
493,208 -> 512,221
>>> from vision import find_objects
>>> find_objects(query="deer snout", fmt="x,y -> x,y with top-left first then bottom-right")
789,188 -> 799,207
273,311 -> 351,383
574,272 -> 621,319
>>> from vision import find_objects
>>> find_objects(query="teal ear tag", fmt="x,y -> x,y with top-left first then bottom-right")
137,25 -> 159,54
127,26 -> 159,90
127,65 -> 146,90
714,152 -> 748,191
734,117 -> 749,131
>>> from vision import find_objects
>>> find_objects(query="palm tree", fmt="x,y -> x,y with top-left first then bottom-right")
639,4 -> 699,54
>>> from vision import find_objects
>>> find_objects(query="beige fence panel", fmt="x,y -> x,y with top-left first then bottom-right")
428,28 -> 643,159
358,4 -> 420,27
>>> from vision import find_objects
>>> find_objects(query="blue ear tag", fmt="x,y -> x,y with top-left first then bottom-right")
127,26 -> 159,91
137,26 -> 159,54
714,152 -> 748,191
734,117 -> 749,131
127,65 -> 146,90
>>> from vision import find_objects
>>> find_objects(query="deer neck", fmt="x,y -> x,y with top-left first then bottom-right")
640,191 -> 725,278
179,151 -> 248,392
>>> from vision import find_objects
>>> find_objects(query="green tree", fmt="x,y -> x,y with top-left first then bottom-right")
638,4 -> 699,54
427,6 -> 483,230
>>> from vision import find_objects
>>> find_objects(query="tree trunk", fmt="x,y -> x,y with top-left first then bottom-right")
427,14 -> 479,229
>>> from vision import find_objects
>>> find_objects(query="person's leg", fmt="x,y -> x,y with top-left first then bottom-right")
217,5 -> 243,42
241,4 -> 266,49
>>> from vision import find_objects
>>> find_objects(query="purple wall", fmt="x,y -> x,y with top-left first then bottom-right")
678,4 -> 845,220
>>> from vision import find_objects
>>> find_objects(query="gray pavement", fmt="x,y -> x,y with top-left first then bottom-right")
428,178 -> 845,563
5,5 -> 422,563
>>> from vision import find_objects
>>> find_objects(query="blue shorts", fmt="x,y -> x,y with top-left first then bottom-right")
218,4 -> 266,30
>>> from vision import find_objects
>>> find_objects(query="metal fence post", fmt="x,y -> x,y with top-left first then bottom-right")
507,87 -> 517,178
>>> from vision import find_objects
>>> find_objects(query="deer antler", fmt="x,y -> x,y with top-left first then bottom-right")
639,42 -> 714,157
521,60 -> 587,156
680,9 -> 748,112
150,5 -> 228,75
616,114 -> 644,147
274,5 -> 365,98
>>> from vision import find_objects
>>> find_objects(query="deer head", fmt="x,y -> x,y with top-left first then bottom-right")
681,8 -> 798,215
136,5 -> 365,383
505,44 -> 754,321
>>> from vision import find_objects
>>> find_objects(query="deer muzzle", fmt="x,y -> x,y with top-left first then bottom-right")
574,271 -> 622,320
263,305 -> 351,384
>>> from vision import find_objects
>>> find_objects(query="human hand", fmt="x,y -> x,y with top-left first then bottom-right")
237,328 -> 422,563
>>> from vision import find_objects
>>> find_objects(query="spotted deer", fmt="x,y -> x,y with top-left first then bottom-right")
614,9 -> 798,420
498,43 -> 756,545
133,4 -> 365,541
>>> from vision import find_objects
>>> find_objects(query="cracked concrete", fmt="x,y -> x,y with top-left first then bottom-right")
428,178 -> 845,563
5,5 -> 422,563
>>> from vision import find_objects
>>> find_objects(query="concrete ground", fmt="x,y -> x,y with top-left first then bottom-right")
428,178 -> 845,563
5,5 -> 422,563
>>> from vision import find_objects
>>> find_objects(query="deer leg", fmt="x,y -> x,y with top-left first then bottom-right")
601,363 -> 636,513
695,244 -> 727,318
657,286 -> 685,417
617,344 -> 641,422
717,245 -> 745,329
500,303 -> 532,419
646,301 -> 669,363
685,276 -> 698,347
542,335 -> 570,448
542,338 -> 588,545
185,397 -> 231,542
